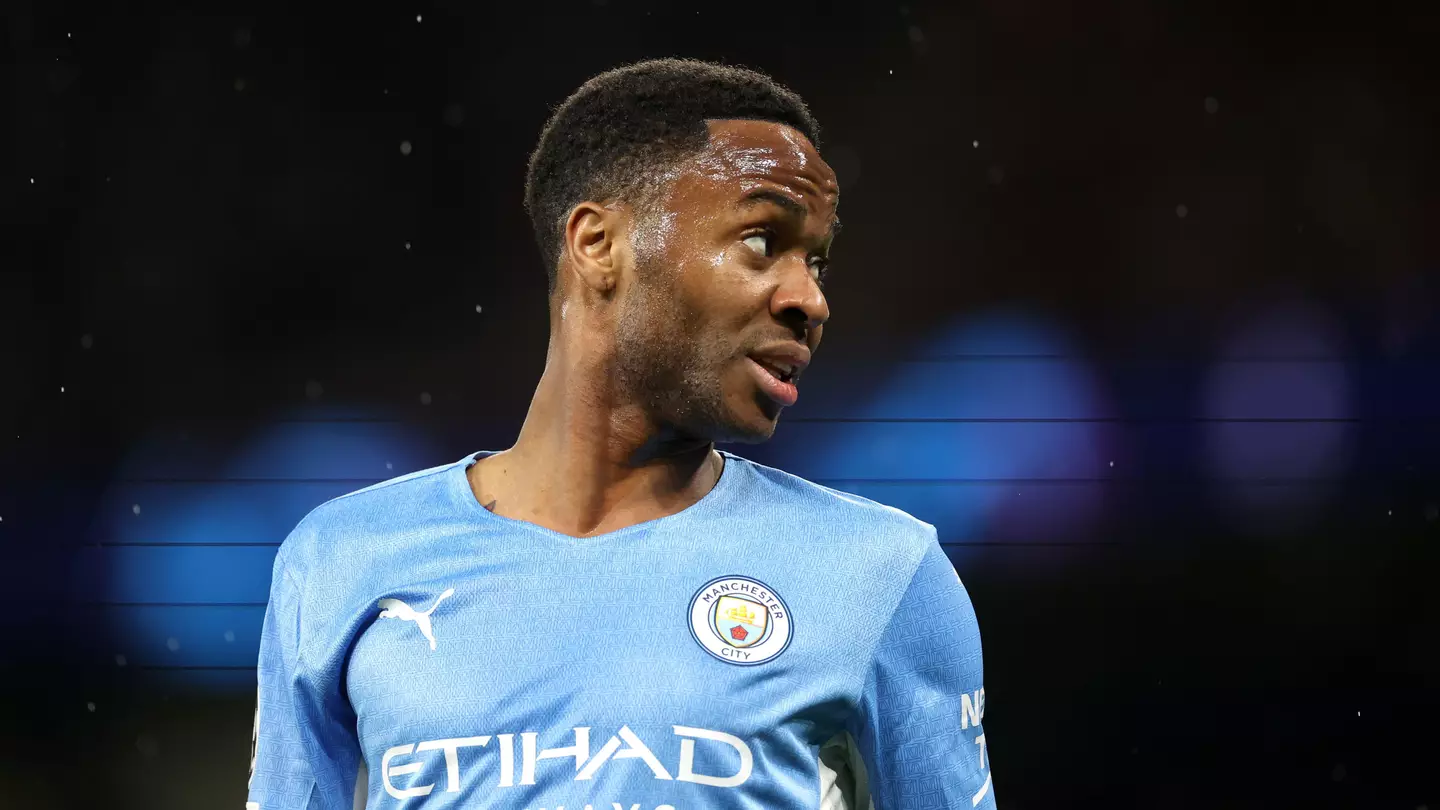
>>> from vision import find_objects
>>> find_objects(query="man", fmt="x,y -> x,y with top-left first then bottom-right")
246,58 -> 993,810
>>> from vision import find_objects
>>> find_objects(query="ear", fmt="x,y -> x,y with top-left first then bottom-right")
561,201 -> 626,296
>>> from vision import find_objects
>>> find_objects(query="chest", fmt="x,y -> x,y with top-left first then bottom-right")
343,554 -> 860,806
344,554 -> 854,754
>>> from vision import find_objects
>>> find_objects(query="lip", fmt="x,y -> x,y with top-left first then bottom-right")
747,343 -> 811,382
746,357 -> 800,406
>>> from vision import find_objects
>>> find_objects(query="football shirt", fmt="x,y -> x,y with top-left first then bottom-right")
246,449 -> 994,809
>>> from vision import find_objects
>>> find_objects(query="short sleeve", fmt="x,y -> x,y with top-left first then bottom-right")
246,544 -> 362,810
847,531 -> 995,809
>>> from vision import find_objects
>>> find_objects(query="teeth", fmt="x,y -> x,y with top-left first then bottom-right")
754,358 -> 794,378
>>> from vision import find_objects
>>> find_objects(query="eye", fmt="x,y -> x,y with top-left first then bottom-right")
808,256 -> 830,284
742,229 -> 829,285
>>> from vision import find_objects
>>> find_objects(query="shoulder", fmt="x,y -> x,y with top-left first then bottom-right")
722,451 -> 937,565
273,454 -> 469,579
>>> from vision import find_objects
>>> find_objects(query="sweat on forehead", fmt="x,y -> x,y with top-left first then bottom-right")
657,120 -> 839,208
700,120 -> 825,172
625,138 -> 839,270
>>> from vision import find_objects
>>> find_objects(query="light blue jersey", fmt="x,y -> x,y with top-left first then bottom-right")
246,450 -> 994,810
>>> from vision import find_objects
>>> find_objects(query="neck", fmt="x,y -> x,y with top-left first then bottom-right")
469,318 -> 722,538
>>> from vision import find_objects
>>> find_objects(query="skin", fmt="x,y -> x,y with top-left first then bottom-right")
468,118 -> 840,538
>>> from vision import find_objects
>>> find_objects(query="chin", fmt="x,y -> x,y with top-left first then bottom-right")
715,420 -> 778,445
710,397 -> 783,444
671,375 -> 784,444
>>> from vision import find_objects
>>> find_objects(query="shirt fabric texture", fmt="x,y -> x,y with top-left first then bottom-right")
246,449 -> 994,810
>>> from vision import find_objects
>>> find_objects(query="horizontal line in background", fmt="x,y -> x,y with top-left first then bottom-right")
98,542 -> 283,547
73,602 -> 268,608
904,355 -> 1375,362
270,418 -> 404,423
820,477 -> 1367,484
116,418 -> 1417,433
106,476 -> 1391,485
114,472 -> 391,478
955,541 -> 1121,548
787,417 -> 1371,423
91,540 -> 1122,549
136,665 -> 257,671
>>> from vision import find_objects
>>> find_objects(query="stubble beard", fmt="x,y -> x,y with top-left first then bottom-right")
612,261 -> 765,445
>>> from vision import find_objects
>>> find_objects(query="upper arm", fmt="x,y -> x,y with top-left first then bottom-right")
246,548 -> 362,810
847,532 -> 995,809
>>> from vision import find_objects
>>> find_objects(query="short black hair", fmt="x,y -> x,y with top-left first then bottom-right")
524,58 -> 822,295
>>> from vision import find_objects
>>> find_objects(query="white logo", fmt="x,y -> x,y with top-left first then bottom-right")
381,724 -> 753,799
688,575 -> 793,666
377,588 -> 455,650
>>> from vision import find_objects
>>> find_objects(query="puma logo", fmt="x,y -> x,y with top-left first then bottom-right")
377,588 -> 455,650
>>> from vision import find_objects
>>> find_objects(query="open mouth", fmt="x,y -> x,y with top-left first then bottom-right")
746,356 -> 801,407
749,356 -> 796,384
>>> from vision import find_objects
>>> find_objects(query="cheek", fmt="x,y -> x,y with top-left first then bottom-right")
669,245 -> 767,343
673,240 -> 735,286
630,210 -> 679,267
675,247 -> 742,307
706,242 -> 732,272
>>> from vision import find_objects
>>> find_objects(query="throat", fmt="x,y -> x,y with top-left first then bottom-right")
466,448 -> 724,537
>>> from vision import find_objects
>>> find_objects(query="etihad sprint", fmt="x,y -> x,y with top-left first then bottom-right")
380,724 -> 753,802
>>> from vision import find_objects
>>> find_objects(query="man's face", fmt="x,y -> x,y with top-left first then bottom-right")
613,118 -> 840,444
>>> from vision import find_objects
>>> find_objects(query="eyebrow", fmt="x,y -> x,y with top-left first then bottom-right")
737,189 -> 842,237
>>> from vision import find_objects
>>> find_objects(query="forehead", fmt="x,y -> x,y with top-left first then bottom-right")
676,119 -> 839,209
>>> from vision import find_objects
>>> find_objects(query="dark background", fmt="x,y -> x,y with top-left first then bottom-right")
4,0 -> 1439,807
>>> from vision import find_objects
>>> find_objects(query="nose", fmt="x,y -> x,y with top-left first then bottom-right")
771,257 -> 830,335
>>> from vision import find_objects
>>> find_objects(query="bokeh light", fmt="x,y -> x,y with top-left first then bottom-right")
1202,298 -> 1356,533
792,309 -> 1115,546
96,413 -> 440,691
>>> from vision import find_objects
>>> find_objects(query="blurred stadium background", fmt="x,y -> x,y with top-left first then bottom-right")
4,0 -> 1438,808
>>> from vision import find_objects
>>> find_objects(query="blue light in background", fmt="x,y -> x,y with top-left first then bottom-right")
1202,298 -> 1356,532
812,308 -> 1115,545
100,414 -> 441,690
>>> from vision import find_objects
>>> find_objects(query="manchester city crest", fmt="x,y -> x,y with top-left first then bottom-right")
688,575 -> 793,666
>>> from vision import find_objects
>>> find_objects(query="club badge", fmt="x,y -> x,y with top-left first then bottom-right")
688,575 -> 793,666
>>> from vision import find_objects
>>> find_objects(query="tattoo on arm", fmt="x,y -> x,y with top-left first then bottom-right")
483,500 -> 497,512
